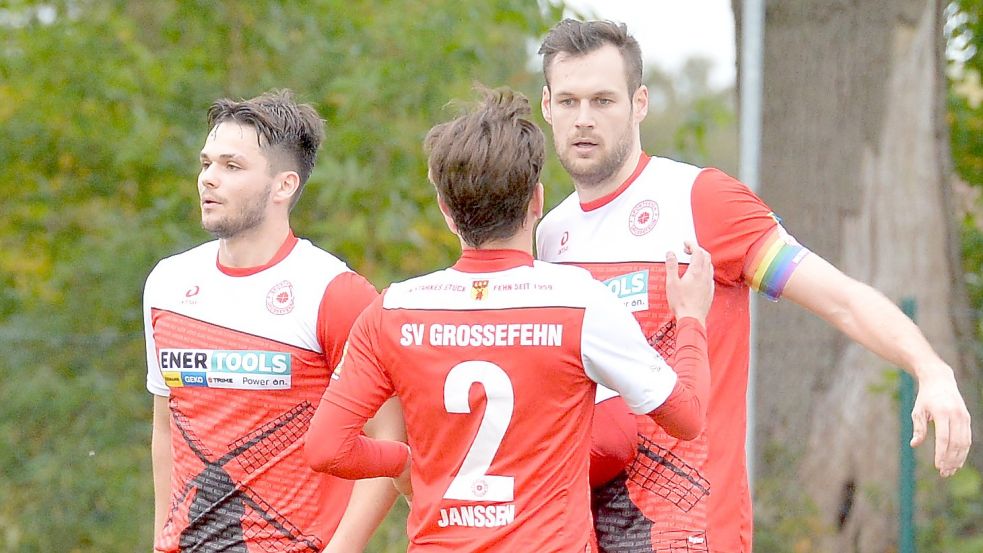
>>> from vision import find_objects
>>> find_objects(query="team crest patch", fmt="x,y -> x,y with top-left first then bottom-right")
266,280 -> 295,315
628,200 -> 660,236
471,280 -> 490,301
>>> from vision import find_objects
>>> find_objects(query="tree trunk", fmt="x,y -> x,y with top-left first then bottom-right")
734,0 -> 982,551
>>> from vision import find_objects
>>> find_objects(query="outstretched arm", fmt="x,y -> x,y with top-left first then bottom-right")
781,253 -> 971,477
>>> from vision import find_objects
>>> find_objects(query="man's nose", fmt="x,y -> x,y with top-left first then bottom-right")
574,101 -> 594,128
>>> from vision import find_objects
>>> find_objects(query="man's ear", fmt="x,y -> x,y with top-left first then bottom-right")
274,171 -> 301,206
531,182 -> 545,221
541,85 -> 552,125
632,85 -> 649,124
436,193 -> 459,236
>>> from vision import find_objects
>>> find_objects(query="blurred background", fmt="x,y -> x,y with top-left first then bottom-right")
1,1 -> 981,551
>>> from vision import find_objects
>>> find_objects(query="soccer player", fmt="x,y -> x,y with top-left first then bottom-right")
534,18 -> 973,553
144,89 -> 402,552
303,86 -> 715,552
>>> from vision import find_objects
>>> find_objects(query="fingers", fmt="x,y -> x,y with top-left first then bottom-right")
910,409 -> 927,448
911,403 -> 972,478
665,250 -> 679,280
936,409 -> 971,478
932,414 -> 951,475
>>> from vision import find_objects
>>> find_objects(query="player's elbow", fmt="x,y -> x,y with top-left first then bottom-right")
304,435 -> 345,475
646,399 -> 705,441
665,420 -> 702,441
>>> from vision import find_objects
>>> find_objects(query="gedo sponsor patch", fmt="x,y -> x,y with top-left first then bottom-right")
159,349 -> 291,390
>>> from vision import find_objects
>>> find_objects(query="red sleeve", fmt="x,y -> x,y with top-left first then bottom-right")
691,168 -> 781,286
305,295 -> 407,478
646,317 -> 709,440
589,395 -> 638,488
316,271 -> 379,371
305,399 -> 408,479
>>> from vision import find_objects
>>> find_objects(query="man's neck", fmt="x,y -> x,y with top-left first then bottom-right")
217,221 -> 291,268
462,230 -> 533,256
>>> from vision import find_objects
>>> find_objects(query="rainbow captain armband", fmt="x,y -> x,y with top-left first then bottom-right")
744,220 -> 810,301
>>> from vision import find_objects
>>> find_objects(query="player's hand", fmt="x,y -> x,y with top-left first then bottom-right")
665,241 -> 714,325
393,448 -> 413,506
910,364 -> 972,477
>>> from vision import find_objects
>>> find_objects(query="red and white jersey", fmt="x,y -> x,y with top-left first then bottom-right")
323,249 -> 680,553
144,233 -> 377,553
537,154 -> 809,553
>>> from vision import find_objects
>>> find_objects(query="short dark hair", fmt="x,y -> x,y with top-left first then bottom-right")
424,86 -> 544,248
207,89 -> 325,209
539,19 -> 643,94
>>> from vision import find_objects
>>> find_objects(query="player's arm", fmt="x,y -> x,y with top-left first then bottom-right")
331,398 -> 410,548
144,267 -> 172,551
781,253 -> 971,477
312,279 -> 405,551
582,242 -> 713,440
151,394 -> 172,549
308,287 -> 407,478
589,392 -> 637,487
645,242 -> 714,438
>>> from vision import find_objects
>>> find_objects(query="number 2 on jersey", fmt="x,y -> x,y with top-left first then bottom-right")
442,361 -> 515,502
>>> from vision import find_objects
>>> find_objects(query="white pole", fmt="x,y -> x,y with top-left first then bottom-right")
739,0 -> 765,495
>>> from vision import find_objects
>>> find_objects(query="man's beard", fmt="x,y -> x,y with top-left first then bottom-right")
557,121 -> 634,189
202,185 -> 270,239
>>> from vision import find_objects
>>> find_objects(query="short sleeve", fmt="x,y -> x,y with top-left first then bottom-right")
580,280 -> 678,414
691,168 -> 809,299
321,295 -> 394,418
144,263 -> 169,397
316,271 -> 379,373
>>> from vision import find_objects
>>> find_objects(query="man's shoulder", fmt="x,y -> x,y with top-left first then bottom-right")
291,238 -> 352,271
149,240 -> 219,276
540,190 -> 581,225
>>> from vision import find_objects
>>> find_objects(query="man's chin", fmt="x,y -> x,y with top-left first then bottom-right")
562,162 -> 608,187
201,221 -> 231,239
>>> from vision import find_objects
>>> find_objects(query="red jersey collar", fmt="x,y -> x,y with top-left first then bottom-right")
217,231 -> 299,277
452,249 -> 534,273
580,152 -> 650,212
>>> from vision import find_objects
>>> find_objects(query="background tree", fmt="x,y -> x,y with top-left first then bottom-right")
734,0 -> 983,551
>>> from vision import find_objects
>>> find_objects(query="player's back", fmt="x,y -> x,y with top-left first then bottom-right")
378,255 -> 604,552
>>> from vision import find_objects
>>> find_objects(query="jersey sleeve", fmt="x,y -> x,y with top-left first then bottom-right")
305,295 -> 407,478
580,280 -> 678,414
316,270 -> 379,371
691,168 -> 810,299
144,263 -> 169,397
589,395 -> 638,488
645,317 -> 709,440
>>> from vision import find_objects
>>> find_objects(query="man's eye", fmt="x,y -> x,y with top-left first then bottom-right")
558,98 -> 575,107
